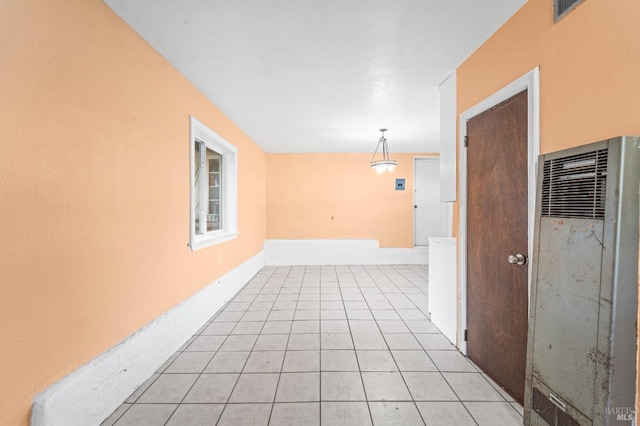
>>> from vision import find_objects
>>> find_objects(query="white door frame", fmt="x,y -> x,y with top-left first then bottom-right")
413,156 -> 452,247
458,67 -> 540,354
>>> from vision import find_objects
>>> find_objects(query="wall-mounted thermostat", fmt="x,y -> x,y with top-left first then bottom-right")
395,178 -> 405,191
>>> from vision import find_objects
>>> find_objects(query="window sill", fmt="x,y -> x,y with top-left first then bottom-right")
190,231 -> 238,251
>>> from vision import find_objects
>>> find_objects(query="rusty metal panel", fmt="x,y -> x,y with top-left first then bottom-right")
532,218 -> 603,417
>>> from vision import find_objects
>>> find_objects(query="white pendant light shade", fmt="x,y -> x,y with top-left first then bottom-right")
370,128 -> 397,172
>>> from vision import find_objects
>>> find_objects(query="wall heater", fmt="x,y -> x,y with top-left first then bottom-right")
524,136 -> 639,426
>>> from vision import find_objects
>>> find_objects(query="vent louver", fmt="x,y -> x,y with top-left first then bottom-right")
554,0 -> 583,22
532,388 -> 581,426
532,388 -> 556,425
541,149 -> 608,219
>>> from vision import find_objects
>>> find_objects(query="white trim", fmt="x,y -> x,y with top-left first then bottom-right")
189,116 -> 238,251
439,71 -> 457,202
31,251 -> 265,426
190,231 -> 239,251
264,239 -> 428,265
458,67 -> 540,353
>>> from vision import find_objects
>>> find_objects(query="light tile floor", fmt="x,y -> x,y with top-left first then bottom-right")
103,265 -> 523,425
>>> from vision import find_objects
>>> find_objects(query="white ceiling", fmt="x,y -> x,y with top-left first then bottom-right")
104,0 -> 526,153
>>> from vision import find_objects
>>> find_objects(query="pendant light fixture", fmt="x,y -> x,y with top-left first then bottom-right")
369,128 -> 397,173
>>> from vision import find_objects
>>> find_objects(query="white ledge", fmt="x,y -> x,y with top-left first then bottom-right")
264,239 -> 428,265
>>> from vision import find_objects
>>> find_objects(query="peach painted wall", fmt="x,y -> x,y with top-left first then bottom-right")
455,0 -> 640,413
266,153 -> 435,248
457,0 -> 640,154
0,1 -> 266,425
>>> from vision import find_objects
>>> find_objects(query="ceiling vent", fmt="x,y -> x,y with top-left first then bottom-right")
554,0 -> 584,22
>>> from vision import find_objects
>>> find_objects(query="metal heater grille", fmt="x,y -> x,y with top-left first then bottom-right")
541,149 -> 608,219
532,387 -> 581,426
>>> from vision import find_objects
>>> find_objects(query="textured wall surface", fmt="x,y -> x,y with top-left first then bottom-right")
266,153 -> 435,248
0,1 -> 266,424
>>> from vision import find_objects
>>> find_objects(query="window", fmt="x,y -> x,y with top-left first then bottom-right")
190,116 -> 238,251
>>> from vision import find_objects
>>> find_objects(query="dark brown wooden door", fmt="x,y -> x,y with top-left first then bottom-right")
466,90 -> 529,404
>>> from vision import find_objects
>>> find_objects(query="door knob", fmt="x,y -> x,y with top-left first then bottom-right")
508,254 -> 527,266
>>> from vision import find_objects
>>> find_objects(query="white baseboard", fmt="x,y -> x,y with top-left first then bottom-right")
31,251 -> 264,426
264,239 -> 428,265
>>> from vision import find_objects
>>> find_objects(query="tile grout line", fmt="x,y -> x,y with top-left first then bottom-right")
107,264 -> 521,426
311,266 -> 323,426
162,271 -> 266,425
265,265 -> 298,425
213,267 -> 276,425
157,267 -> 276,426
362,264 -> 427,426
111,268 -> 272,425
344,265 -> 376,426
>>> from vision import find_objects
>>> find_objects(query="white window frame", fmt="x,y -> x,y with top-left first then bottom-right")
189,116 -> 238,251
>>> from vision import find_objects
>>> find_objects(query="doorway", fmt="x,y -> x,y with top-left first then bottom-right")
459,68 -> 540,405
413,157 -> 447,246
